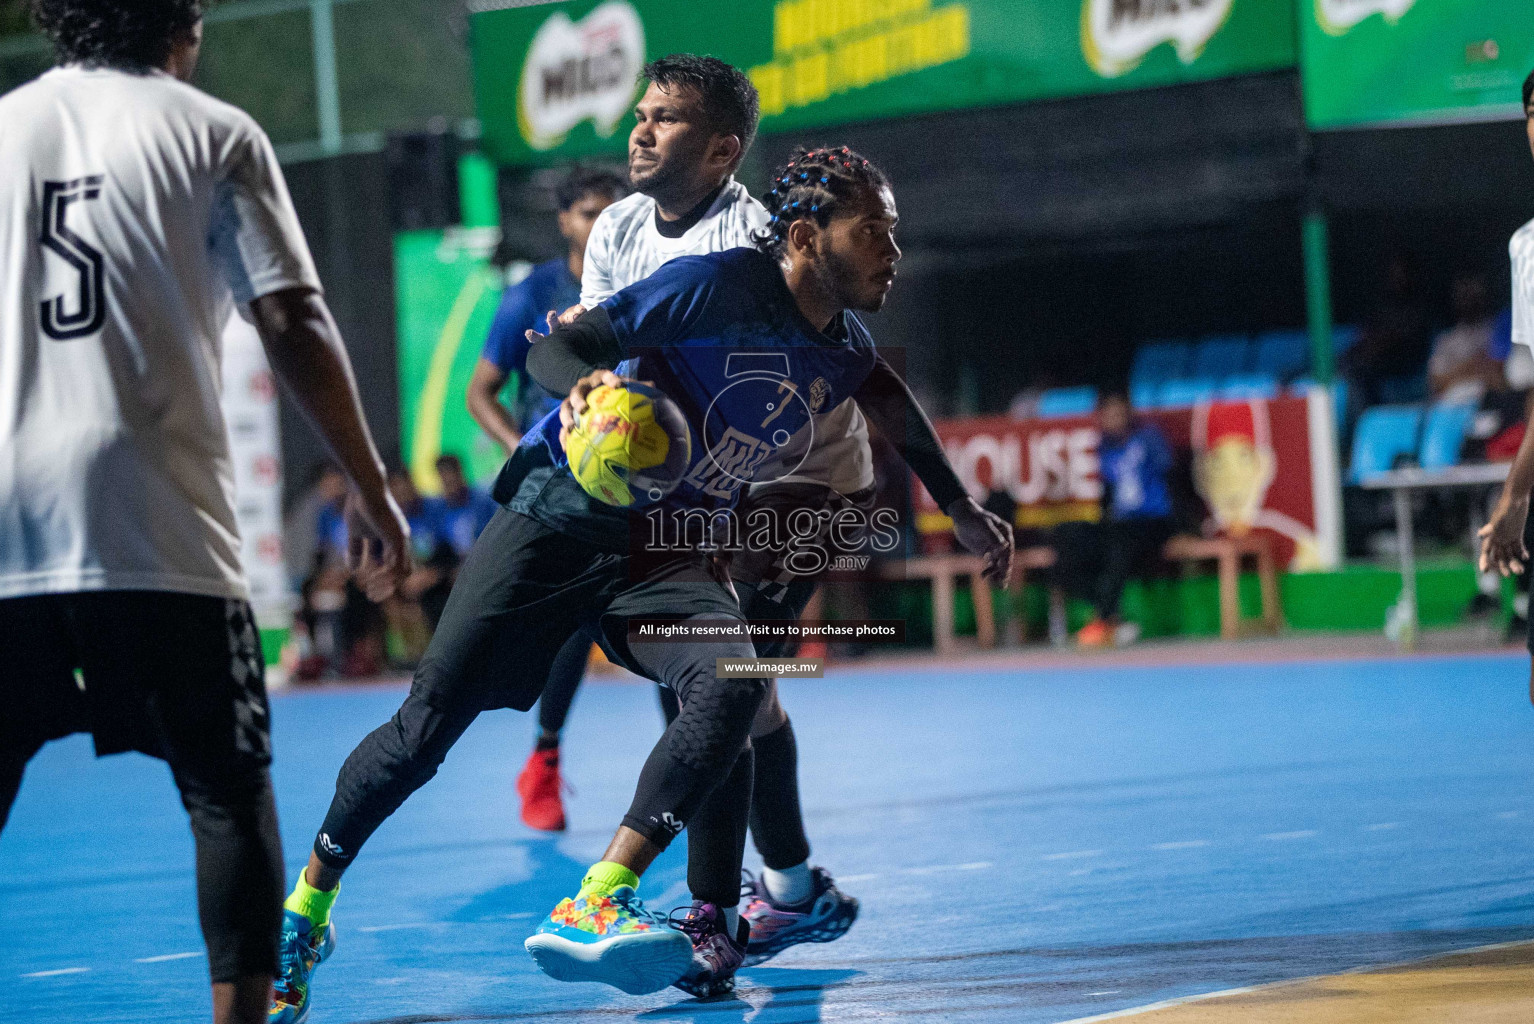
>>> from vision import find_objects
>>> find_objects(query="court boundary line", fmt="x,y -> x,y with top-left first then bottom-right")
1052,938 -> 1534,1023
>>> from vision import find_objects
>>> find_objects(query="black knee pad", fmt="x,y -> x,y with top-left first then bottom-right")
666,670 -> 765,774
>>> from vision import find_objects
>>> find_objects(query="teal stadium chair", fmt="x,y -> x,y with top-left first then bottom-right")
1417,400 -> 1477,471
1156,378 -> 1219,408
1036,386 -> 1098,418
1253,330 -> 1310,381
1348,404 -> 1423,484
1218,373 -> 1280,401
1191,335 -> 1252,379
1131,340 -> 1192,382
1332,324 -> 1361,358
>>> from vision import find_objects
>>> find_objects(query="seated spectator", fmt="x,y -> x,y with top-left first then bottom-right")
430,453 -> 498,560
294,483 -> 387,679
1341,253 -> 1432,409
385,469 -> 456,664
1066,391 -> 1176,647
1428,273 -> 1502,403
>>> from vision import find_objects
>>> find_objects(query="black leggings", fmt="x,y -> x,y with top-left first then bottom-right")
314,626 -> 763,911
0,592 -> 285,983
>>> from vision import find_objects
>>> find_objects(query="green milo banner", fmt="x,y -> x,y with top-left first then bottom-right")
469,0 -> 1296,167
1302,0 -> 1534,128
395,228 -> 513,493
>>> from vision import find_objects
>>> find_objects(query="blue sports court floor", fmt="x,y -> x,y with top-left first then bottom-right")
5,650 -> 1534,1022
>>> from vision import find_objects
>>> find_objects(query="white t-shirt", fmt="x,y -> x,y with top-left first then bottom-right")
580,177 -> 875,495
1512,218 -> 1534,352
0,66 -> 321,602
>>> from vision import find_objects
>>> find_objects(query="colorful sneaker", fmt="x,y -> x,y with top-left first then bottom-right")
516,746 -> 567,831
524,886 -> 691,995
741,867 -> 859,967
671,902 -> 749,998
268,909 -> 335,1024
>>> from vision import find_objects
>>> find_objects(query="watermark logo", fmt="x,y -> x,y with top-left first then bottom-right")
518,1 -> 645,151
1081,0 -> 1233,78
1314,0 -> 1415,37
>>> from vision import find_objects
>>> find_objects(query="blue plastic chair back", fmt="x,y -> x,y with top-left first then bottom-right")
1253,330 -> 1310,380
1418,401 -> 1477,471
1332,325 -> 1361,357
1036,386 -> 1098,418
1348,404 -> 1423,483
1130,380 -> 1160,410
1218,373 -> 1280,401
1156,378 -> 1219,408
1131,341 -> 1192,383
1191,336 -> 1251,378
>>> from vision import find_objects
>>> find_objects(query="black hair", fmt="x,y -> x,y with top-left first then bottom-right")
641,54 -> 760,163
754,145 -> 891,261
1098,389 -> 1130,408
1524,67 -> 1534,115
434,453 -> 463,472
555,165 -> 626,211
31,0 -> 201,70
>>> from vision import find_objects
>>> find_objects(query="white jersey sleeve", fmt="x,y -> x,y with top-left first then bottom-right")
209,124 -> 321,304
1512,219 -> 1534,350
578,177 -> 768,306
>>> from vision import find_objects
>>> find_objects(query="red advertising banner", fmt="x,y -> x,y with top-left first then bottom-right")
915,395 -> 1326,570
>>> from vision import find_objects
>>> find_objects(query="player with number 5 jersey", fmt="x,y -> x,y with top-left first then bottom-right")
0,3 -> 410,1022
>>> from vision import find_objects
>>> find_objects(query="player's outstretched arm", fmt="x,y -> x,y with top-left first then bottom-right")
249,286 -> 410,599
853,356 -> 1013,582
1480,400 -> 1534,576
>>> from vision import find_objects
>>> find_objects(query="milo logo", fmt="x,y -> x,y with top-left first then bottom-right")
1314,0 -> 1415,37
518,1 -> 645,151
1081,0 -> 1234,78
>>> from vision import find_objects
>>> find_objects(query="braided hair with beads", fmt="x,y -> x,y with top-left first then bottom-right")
754,146 -> 890,261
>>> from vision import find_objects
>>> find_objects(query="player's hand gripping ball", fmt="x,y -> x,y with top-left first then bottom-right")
566,382 -> 692,508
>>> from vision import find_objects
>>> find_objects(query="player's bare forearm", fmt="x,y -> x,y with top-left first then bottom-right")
467,361 -> 522,453
249,287 -> 388,499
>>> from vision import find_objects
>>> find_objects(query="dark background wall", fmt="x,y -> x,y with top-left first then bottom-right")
280,151 -> 400,499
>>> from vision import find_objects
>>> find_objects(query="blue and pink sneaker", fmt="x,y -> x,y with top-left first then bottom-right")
671,901 -> 750,998
524,886 -> 692,995
741,866 -> 859,966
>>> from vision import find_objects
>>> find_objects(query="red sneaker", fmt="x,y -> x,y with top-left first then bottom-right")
1076,618 -> 1112,648
517,747 -> 567,832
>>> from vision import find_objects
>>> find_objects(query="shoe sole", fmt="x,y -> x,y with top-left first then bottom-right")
744,904 -> 858,967
524,930 -> 692,995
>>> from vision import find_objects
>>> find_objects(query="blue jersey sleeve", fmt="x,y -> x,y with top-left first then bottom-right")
483,263 -> 560,373
598,254 -> 728,354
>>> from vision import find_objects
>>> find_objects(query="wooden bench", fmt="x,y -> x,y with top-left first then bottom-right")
880,547 -> 1056,654
1161,533 -> 1282,640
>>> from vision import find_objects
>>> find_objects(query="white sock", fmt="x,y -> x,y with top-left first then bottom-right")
762,861 -> 813,905
721,905 -> 740,937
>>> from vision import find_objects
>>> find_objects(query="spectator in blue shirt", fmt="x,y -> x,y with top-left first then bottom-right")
430,453 -> 498,560
1072,391 -> 1177,647
466,167 -> 626,454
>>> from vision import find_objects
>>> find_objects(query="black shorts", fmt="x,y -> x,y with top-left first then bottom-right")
0,590 -> 271,773
411,506 -> 746,712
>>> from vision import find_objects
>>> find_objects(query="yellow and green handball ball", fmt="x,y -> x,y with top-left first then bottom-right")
566,381 -> 692,508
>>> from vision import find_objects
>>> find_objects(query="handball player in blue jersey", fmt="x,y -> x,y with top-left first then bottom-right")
273,147 -> 1012,1009
467,167 -> 625,455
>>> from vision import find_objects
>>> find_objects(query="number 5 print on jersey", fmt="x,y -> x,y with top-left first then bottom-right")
39,176 -> 106,340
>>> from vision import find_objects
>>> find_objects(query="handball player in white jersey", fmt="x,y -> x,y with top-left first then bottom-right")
0,1 -> 409,1020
